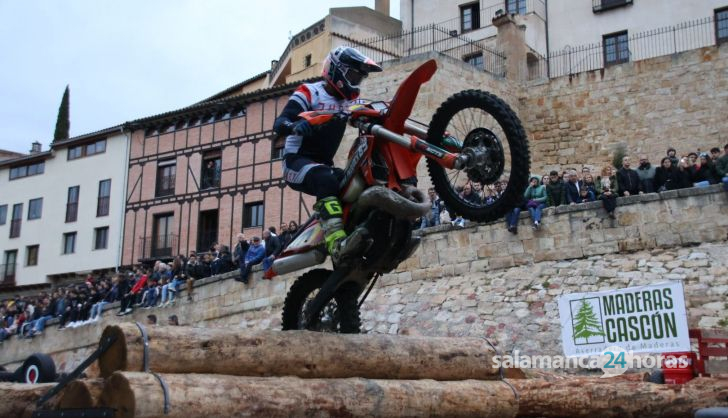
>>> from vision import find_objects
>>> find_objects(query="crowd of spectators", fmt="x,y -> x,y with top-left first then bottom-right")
419,144 -> 728,233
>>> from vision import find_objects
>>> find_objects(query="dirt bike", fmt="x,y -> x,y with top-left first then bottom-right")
266,59 -> 530,333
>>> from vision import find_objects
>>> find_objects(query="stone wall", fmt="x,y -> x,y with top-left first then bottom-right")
523,45 -> 728,173
2,186 -> 726,372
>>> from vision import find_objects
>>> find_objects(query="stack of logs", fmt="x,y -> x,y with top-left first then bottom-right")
3,323 -> 727,417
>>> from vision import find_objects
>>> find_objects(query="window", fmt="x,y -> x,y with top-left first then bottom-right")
717,7 -> 728,44
26,245 -> 39,266
66,186 -> 80,222
304,54 -> 312,67
10,204 -> 22,238
0,205 -> 6,225
63,232 -> 76,254
506,0 -> 526,15
156,160 -> 176,197
464,53 -> 484,70
94,227 -> 109,250
201,150 -> 221,189
603,31 -> 629,65
9,161 -> 44,180
97,179 -> 111,217
2,250 -> 17,283
593,0 -> 633,13
152,214 -> 174,257
460,2 -> 480,32
67,139 -> 107,160
243,202 -> 264,228
272,137 -> 285,160
197,210 -> 219,252
28,198 -> 43,220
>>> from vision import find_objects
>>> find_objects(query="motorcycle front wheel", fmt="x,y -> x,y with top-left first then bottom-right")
426,89 -> 530,222
281,269 -> 361,333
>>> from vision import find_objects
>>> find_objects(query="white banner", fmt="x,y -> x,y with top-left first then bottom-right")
558,281 -> 690,357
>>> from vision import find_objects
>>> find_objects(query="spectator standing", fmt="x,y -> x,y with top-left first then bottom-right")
636,155 -> 656,194
461,182 -> 482,205
666,148 -> 679,168
676,158 -> 694,189
523,176 -> 547,230
278,223 -> 292,248
545,171 -> 565,207
617,156 -> 642,196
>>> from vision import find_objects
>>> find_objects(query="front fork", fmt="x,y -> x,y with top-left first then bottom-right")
358,121 -> 474,171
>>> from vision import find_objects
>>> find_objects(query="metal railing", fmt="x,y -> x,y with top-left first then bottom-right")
343,24 -> 506,77
434,0 -> 546,35
139,234 -> 178,259
0,263 -> 16,288
526,15 -> 721,80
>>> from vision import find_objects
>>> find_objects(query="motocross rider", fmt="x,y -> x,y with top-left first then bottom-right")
273,46 -> 382,258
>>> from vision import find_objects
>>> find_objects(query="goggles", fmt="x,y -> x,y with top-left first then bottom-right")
343,67 -> 366,86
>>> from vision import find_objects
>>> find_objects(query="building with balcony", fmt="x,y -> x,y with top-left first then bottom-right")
121,82 -> 317,265
0,129 -> 129,291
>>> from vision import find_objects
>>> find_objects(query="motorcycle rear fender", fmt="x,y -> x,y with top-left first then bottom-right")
280,220 -> 324,257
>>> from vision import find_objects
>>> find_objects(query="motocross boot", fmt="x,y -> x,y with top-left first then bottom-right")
314,196 -> 347,258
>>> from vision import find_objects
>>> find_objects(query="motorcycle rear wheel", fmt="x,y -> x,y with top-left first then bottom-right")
426,89 -> 530,222
281,269 -> 361,333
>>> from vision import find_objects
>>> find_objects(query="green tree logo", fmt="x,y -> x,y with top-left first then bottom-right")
572,298 -> 605,344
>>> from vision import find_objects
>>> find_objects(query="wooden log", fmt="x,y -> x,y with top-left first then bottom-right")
508,376 -> 728,418
0,382 -> 56,418
57,378 -> 105,409
98,323 -> 514,380
99,371 -> 518,418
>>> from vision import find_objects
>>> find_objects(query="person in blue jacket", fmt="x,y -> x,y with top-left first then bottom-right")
236,236 -> 265,284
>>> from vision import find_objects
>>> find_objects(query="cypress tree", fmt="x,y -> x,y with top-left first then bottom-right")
53,85 -> 70,142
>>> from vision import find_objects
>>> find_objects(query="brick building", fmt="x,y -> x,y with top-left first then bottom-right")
121,82 -> 318,265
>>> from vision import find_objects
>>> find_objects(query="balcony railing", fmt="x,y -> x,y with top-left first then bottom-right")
0,263 -> 16,288
66,202 -> 78,223
139,234 -> 178,260
593,0 -> 633,13
9,219 -> 21,238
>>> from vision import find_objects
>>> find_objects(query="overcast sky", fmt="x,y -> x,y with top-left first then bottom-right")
0,1 -> 400,154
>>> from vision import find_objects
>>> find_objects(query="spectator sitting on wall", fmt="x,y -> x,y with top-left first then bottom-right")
654,157 -> 680,192
564,170 -> 582,205
716,144 -> 728,190
692,153 -> 721,187
617,156 -> 642,197
581,173 -> 598,201
119,269 -> 145,316
636,155 -> 656,194
421,188 -> 443,228
524,176 -> 547,230
676,158 -> 694,189
666,147 -> 679,168
545,171 -> 564,207
184,253 -> 202,301
506,195 -> 527,235
236,236 -> 265,284
233,233 -> 249,270
596,165 -> 618,219
211,245 -> 233,275
262,230 -> 281,273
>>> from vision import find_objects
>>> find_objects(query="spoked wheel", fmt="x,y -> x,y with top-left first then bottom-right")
426,89 -> 530,222
281,269 -> 361,333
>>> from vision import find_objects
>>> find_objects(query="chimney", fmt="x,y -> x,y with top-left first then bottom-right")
493,14 -> 528,81
375,0 -> 390,16
30,141 -> 42,154
271,60 -> 279,71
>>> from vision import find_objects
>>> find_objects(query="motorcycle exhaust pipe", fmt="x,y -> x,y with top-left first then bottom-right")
267,250 -> 327,278
353,185 -> 430,221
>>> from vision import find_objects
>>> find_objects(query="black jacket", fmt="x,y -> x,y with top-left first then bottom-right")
265,235 -> 282,257
654,167 -> 681,191
617,168 -> 641,196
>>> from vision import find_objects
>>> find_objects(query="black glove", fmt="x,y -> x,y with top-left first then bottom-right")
292,120 -> 313,137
